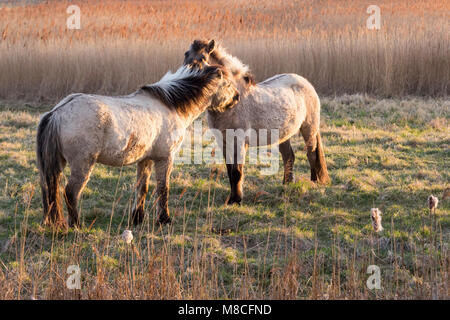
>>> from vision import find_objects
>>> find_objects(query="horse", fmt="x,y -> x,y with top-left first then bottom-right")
184,39 -> 330,205
36,64 -> 240,229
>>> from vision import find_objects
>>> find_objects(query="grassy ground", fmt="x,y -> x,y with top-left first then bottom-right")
0,95 -> 448,299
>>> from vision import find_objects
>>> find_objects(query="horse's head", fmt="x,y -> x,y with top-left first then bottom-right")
184,39 -> 255,91
183,39 -> 216,68
207,65 -> 240,113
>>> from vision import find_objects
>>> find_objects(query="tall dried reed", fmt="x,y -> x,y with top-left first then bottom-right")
0,0 -> 448,103
0,182 -> 447,299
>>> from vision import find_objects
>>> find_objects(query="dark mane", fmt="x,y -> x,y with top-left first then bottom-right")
141,65 -> 219,115
211,50 -> 256,88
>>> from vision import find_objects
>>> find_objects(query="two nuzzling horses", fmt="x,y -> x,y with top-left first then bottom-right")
37,39 -> 329,230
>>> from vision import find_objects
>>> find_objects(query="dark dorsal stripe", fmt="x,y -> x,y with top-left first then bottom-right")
141,66 -> 219,115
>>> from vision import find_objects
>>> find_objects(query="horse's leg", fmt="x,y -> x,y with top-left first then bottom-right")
300,125 -> 330,184
300,124 -> 318,181
279,139 -> 295,184
132,158 -> 153,225
64,159 -> 96,228
154,157 -> 173,224
225,163 -> 245,205
225,140 -> 247,205
42,158 -> 67,230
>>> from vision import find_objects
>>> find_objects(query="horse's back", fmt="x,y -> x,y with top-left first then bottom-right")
259,73 -> 318,97
210,73 -> 320,144
259,73 -> 321,140
258,72 -> 320,120
50,93 -> 166,166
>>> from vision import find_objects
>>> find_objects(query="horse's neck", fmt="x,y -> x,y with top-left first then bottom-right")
210,50 -> 236,73
210,53 -> 223,66
179,103 -> 208,128
206,110 -> 223,130
206,103 -> 241,131
211,48 -> 248,78
206,86 -> 262,131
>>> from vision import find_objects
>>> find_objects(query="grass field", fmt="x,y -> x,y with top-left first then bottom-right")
0,95 -> 448,299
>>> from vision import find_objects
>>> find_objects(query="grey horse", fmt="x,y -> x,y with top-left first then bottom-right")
184,40 -> 330,205
36,64 -> 240,229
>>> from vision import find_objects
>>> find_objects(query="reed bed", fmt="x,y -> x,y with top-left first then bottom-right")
0,0 -> 448,102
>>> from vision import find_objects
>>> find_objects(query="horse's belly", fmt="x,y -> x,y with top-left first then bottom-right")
246,87 -> 306,145
249,110 -> 304,146
97,133 -> 152,166
97,151 -> 148,167
278,117 -> 304,141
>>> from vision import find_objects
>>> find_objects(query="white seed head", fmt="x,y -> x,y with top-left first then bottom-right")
427,195 -> 438,210
121,229 -> 133,244
370,208 -> 383,232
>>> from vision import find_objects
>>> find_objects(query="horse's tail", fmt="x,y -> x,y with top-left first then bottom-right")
314,132 -> 330,184
36,110 -> 66,228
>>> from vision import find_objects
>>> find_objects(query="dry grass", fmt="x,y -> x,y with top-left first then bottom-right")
0,0 -> 449,102
0,96 -> 448,299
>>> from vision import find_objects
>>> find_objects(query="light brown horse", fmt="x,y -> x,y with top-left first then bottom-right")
184,40 -> 330,205
36,65 -> 239,229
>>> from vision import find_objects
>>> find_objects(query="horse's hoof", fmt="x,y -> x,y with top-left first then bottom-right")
225,195 -> 242,206
69,220 -> 81,229
43,219 -> 69,232
283,174 -> 294,184
158,215 -> 172,225
70,224 -> 81,231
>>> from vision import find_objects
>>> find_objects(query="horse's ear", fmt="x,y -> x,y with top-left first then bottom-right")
207,39 -> 215,53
